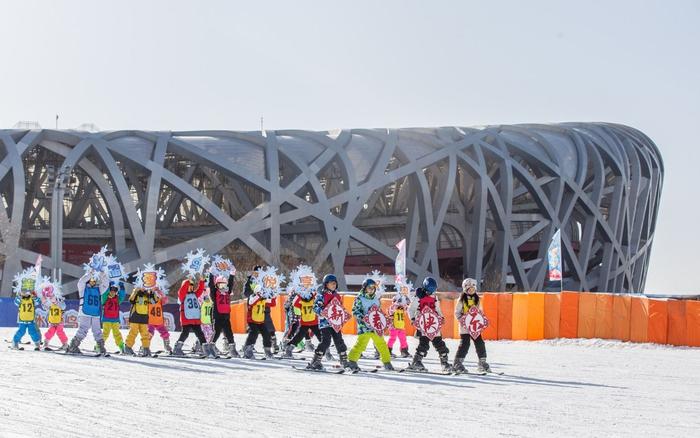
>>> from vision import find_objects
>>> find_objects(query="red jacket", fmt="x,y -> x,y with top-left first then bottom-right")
178,279 -> 205,326
418,295 -> 438,312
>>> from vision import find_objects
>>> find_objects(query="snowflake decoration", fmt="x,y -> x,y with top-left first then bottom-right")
82,245 -> 109,275
287,264 -> 317,299
12,267 -> 37,296
209,254 -> 236,278
181,248 -> 210,278
104,254 -> 127,282
37,276 -> 62,303
135,263 -> 167,290
395,279 -> 414,297
252,266 -> 285,299
366,270 -> 387,296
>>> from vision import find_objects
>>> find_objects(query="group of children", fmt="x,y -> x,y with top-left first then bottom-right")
11,267 -> 492,374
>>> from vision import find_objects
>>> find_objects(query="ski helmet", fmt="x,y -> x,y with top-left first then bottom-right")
322,274 -> 337,285
462,278 -> 477,293
362,278 -> 377,291
422,277 -> 438,294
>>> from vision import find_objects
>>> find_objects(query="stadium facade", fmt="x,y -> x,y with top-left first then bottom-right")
0,123 -> 663,297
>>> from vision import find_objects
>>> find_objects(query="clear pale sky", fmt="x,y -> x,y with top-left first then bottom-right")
1,1 -> 697,293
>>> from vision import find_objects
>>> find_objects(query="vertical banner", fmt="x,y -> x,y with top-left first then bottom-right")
395,239 -> 406,283
547,229 -> 562,283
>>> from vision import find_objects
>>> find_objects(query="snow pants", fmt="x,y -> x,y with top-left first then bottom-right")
148,324 -> 170,341
102,322 -> 123,346
387,328 -> 408,350
126,323 -> 151,348
177,324 -> 207,344
455,334 -> 486,359
75,315 -> 103,341
13,322 -> 41,343
288,324 -> 322,346
211,314 -> 235,344
45,323 -> 68,344
202,323 -> 214,342
244,322 -> 271,348
415,331 -> 449,357
315,327 -> 347,355
349,332 -> 391,364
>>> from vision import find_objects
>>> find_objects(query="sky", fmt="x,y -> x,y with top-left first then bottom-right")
0,1 -> 698,293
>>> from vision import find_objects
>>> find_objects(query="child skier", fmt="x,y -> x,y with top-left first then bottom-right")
172,277 -> 212,357
195,289 -> 215,354
452,278 -> 491,374
147,288 -> 172,354
281,287 -> 323,358
43,294 -> 68,351
307,274 -> 349,370
407,277 -> 451,372
67,270 -> 109,355
101,281 -> 126,353
12,289 -> 42,350
242,282 -> 274,359
387,292 -> 411,358
209,274 -> 239,357
346,278 -> 394,371
124,287 -> 154,356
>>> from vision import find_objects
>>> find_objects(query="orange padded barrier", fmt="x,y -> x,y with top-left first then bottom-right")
511,293 -> 529,340
527,293 -> 545,340
559,292 -> 579,338
543,293 -> 560,339
341,295 -> 357,335
497,293 -> 513,340
666,300 -> 687,346
647,299 -> 668,344
630,296 -> 649,343
230,302 -> 247,334
612,294 -> 631,341
594,294 -> 614,339
687,301 -> 700,347
577,293 -> 596,339
270,296 -> 285,332
481,293 -> 499,340
440,298 -> 455,339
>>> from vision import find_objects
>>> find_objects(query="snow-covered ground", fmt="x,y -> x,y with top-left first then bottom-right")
1,327 -> 698,438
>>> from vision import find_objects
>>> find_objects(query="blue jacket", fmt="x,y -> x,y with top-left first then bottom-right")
352,290 -> 381,335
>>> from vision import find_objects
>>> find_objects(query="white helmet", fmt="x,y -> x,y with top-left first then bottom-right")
462,278 -> 477,291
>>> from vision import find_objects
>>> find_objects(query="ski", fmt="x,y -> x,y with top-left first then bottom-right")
274,355 -> 309,362
292,365 -> 345,374
4,339 -> 30,345
399,368 -> 453,376
7,345 -> 25,351
154,353 -> 206,359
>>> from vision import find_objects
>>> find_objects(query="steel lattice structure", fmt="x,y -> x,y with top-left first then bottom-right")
0,123 -> 662,296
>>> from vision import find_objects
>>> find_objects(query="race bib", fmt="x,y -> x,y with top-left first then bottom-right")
251,300 -> 266,323
216,292 -> 230,314
149,302 -> 164,326
18,298 -> 35,322
48,305 -> 63,324
183,294 -> 201,320
83,288 -> 101,317
103,296 -> 120,320
201,301 -> 213,324
392,308 -> 405,330
300,300 -> 316,323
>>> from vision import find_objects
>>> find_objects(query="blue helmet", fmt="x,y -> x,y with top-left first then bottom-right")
322,274 -> 337,286
422,277 -> 438,294
362,278 -> 376,291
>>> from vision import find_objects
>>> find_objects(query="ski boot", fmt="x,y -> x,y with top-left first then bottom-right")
389,347 -> 396,358
407,352 -> 427,372
345,360 -> 360,373
172,341 -> 185,356
42,339 -> 50,350
211,343 -> 222,356
338,351 -> 349,368
452,357 -> 467,374
163,339 -> 172,354
324,350 -> 335,361
34,341 -> 41,351
96,339 -> 108,356
439,352 -> 452,372
193,341 -> 203,355
221,338 -> 229,353
228,342 -> 240,358
400,347 -> 411,358
383,362 -> 395,371
294,340 -> 305,353
117,342 -> 126,354
204,343 -> 217,358
142,347 -> 152,357
10,341 -> 20,350
59,342 -> 69,352
271,335 -> 279,354
306,351 -> 324,371
304,340 -> 315,352
242,344 -> 255,359
281,343 -> 294,359
67,338 -> 82,354
477,357 -> 491,373
264,347 -> 274,359
123,345 -> 136,356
